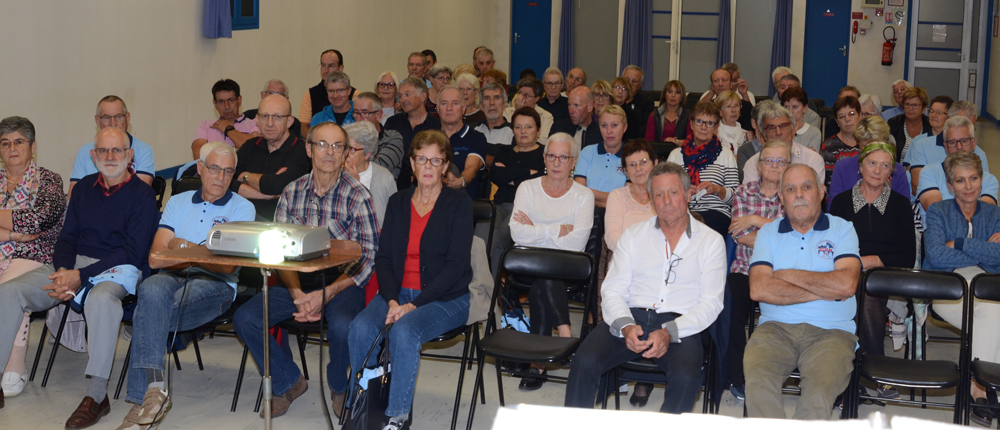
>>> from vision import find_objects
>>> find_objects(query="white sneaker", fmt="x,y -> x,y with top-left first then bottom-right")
1,372 -> 27,397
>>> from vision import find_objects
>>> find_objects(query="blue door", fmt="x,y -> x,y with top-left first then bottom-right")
803,0 -> 851,106
511,0 -> 552,83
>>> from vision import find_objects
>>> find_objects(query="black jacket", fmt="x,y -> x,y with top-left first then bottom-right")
550,118 -> 603,148
887,113 -> 931,161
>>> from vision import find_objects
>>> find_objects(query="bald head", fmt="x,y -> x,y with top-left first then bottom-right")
257,94 -> 293,143
567,86 -> 595,126
96,126 -> 128,148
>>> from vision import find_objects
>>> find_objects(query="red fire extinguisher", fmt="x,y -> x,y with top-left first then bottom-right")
882,26 -> 896,66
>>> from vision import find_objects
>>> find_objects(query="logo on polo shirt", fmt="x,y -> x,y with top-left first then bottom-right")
212,216 -> 230,226
816,240 -> 835,259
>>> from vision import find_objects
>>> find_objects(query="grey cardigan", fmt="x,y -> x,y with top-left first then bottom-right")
367,163 -> 397,228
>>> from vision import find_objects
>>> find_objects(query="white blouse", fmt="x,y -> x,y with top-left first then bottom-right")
510,178 -> 595,252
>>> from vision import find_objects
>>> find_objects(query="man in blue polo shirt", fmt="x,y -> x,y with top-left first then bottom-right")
744,163 -> 861,420
117,141 -> 254,428
438,86 -> 486,198
905,101 -> 988,194
917,116 -> 999,220
68,95 -> 156,197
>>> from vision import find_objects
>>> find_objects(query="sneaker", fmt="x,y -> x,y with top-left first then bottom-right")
136,387 -> 171,425
383,414 -> 408,430
876,384 -> 900,399
1,372 -> 27,397
115,404 -> 150,430
729,384 -> 745,401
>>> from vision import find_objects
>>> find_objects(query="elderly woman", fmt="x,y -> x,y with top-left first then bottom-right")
456,73 -> 486,125
0,117 -> 67,400
490,107 -> 546,271
510,132 -> 594,390
902,95 -> 953,191
666,101 -> 739,239
725,140 -> 790,400
715,91 -> 753,153
887,86 -> 931,161
592,80 -> 614,117
347,130 -> 473,430
343,121 -> 397,227
645,80 -> 690,144
923,151 -> 1000,425
859,93 -> 884,119
780,87 -> 822,152
827,116 -> 910,206
820,96 -> 862,191
425,64 -> 453,117
611,77 -> 642,141
375,71 -> 401,124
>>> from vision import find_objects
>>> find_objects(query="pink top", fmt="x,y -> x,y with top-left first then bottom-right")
194,115 -> 259,147
604,185 -> 656,251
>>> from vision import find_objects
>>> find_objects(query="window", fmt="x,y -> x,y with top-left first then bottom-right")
231,0 -> 259,31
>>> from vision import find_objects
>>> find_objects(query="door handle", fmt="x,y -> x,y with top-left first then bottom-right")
839,45 -> 847,57
514,32 -> 520,43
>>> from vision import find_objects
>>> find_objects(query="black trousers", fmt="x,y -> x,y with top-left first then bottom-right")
726,273 -> 752,386
528,278 -> 570,335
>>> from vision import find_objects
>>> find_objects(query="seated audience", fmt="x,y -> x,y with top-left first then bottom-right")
550,86 -> 602,149
504,78 -> 554,139
772,73 -> 821,129
715,90 -> 753,153
887,86 -> 931,161
827,116 -> 909,206
191,79 -> 260,159
565,161 -> 725,413
740,101 -> 825,185
352,92 -> 405,180
348,130 -> 473,430
344,121 -> 398,227
565,68 -> 588,95
699,68 -> 733,103
538,67 -> 569,122
917,116 -> 998,212
722,62 -> 756,105
475,48 -> 496,76
299,49 -> 356,135
611,77 -> 642,141
575,105 -> 630,208
900,95 -> 953,173
375,71 -> 401,124
384,76 -> 443,191
425,64 -> 453,117
234,122 -> 379,419
906,100 -> 987,195
406,51 -> 426,80
645,80 -> 689,144
311,72 -> 356,127
510,132 -> 594,390
69,96 -> 155,196
438,86 -> 487,198
118,142 -> 255,428
0,127 -> 157,428
881,79 -> 910,121
474,82 -> 514,164
621,65 -> 656,138
244,80 -> 304,138
480,69 -> 508,89
745,164 -> 861,420
859,93 -> 885,120
592,80 -> 614,118
456,73 -> 486,125
780,87 -> 821,152
820,96 -> 862,191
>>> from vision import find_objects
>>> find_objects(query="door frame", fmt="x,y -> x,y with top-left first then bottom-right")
906,0 -> 988,106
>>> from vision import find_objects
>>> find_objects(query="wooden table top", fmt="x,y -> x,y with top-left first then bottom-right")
152,239 -> 362,273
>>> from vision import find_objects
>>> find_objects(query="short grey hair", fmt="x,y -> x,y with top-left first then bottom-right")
545,132 -> 580,158
943,115 -> 976,140
772,66 -> 792,83
892,79 -> 911,87
780,163 -> 822,190
758,140 -> 792,160
325,71 -> 351,88
858,94 -> 883,114
261,79 -> 288,97
949,100 -> 978,119
354,91 -> 383,111
437,85 -> 462,105
0,116 -> 36,144
622,65 -> 644,81
199,141 -> 238,165
754,100 -> 796,130
543,67 -> 563,81
944,151 -> 984,185
455,73 -> 481,107
399,76 -> 427,96
343,121 -> 379,157
428,64 -> 452,79
481,81 -> 507,102
95,95 -> 128,116
647,161 -> 691,196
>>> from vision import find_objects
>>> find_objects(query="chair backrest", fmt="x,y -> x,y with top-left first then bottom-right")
973,273 -> 1000,302
471,198 -> 496,265
500,246 -> 594,284
863,267 -> 966,301
685,92 -> 702,110
152,176 -> 167,209
171,176 -> 201,196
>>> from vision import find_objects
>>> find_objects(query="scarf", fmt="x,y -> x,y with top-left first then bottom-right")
0,161 -> 41,272
681,135 -> 722,185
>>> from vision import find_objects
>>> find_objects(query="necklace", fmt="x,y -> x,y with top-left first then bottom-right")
630,184 -> 650,205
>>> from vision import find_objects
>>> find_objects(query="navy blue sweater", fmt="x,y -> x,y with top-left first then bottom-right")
53,173 -> 158,280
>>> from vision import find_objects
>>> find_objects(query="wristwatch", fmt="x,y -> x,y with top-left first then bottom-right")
461,177 -> 467,188
223,125 -> 235,136
179,241 -> 189,249
241,172 -> 250,184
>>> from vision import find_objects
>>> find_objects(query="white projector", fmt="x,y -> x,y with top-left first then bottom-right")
206,222 -> 331,261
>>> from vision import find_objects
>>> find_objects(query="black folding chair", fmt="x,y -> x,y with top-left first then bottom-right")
967,273 -> 1000,425
604,335 -> 719,414
151,176 -> 167,209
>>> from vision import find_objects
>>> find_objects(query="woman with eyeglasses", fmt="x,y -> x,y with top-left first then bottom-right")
858,94 -> 884,120
901,95 -> 953,191
715,91 -> 753,153
611,77 -> 642,141
0,117 -> 67,402
592,80 -> 614,118
645,80 -> 690,144
343,122 -> 397,228
820,96 -> 863,191
455,73 -> 486,125
374,71 -> 401,125
666,101 -> 738,239
887,86 -> 931,162
725,139 -> 790,400
827,116 -> 910,207
780,87 -> 822,153
510,132 -> 594,390
348,130 -> 474,430
425,64 -> 453,117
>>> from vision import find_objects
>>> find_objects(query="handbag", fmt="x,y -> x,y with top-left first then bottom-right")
344,323 -> 413,430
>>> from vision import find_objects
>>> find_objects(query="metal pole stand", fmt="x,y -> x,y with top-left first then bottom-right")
262,268 -> 273,430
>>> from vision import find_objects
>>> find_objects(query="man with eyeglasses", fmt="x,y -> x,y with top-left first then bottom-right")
906,100 -> 989,194
771,73 -> 821,129
242,79 -> 304,139
550,86 -> 602,150
538,67 -> 570,122
700,68 -> 754,130
881,80 -> 910,121
230,95 -> 312,220
384,76 -> 442,190
438,86 -> 487,197
68,95 -> 156,197
474,82 -> 514,165
298,49 -> 356,131
565,161 -> 726,413
116,141 -> 254,429
622,65 -> 656,137
503,78 -> 554,139
234,122 -> 378,420
191,79 -> 260,160
565,68 -> 588,95
917,115 -> 998,214
406,52 -> 427,80
351,92 -> 405,179
0,127 -> 158,429
739,102 -> 824,185
310,72 -> 356,128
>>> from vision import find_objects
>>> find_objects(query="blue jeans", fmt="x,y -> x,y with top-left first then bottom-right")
233,283 -> 365,396
348,289 -> 470,417
125,272 -> 235,404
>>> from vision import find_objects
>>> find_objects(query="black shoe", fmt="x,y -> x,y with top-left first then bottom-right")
518,368 -> 547,391
971,398 -> 994,427
629,383 -> 651,408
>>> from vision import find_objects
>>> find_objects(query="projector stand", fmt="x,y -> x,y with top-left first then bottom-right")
262,268 -> 273,430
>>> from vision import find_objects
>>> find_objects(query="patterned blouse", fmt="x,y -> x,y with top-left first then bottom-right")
820,135 -> 860,190
8,166 -> 66,264
730,180 -> 784,275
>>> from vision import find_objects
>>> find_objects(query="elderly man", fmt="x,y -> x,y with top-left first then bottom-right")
700,68 -> 753,130
538,67 -> 570,122
565,161 -> 726,413
744,163 -> 861,420
475,47 -> 496,76
772,74 -> 821,129
722,63 -> 756,105
474,82 -> 514,164
298,49 -> 356,133
231,95 -> 312,220
69,95 -> 155,196
234,122 -> 379,419
311,72 -> 355,127
881,80 -> 910,121
406,52 -> 426,80
565,67 -> 588,95
191,79 -> 261,159
0,127 -> 157,428
439,86 -> 487,197
117,142 -> 255,429
917,116 -> 998,212
740,101 -> 825,184
503,78 -> 554,139
622,65 -> 656,137
351,92 -> 404,179
907,100 -> 989,193
244,79 -> 304,138
551,86 -> 602,150
384,76 -> 442,190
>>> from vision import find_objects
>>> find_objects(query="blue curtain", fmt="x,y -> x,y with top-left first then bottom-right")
558,0 -> 575,74
620,0 -> 653,90
716,0 -> 732,68
769,0 -> 793,96
204,0 -> 232,39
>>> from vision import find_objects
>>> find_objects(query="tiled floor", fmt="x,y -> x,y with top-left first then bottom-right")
3,119 -> 999,429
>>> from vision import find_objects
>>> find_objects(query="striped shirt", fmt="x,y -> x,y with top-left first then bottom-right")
820,135 -> 860,190
274,171 -> 380,291
667,147 -> 739,217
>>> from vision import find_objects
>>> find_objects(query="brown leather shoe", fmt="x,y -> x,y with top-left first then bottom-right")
65,396 -> 110,429
331,390 -> 346,419
260,375 -> 308,418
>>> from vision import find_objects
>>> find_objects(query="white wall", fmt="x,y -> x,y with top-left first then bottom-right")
845,0 -> 910,106
0,1 -> 510,188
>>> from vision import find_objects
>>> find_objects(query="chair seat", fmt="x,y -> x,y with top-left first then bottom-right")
619,358 -> 659,373
478,329 -> 578,363
973,359 -> 1000,390
276,319 -> 324,331
429,325 -> 468,343
860,354 -> 960,389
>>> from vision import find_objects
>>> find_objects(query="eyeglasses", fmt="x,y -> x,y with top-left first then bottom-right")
328,87 -> 350,95
202,162 -> 235,176
594,94 -> 611,100
352,110 -> 378,118
94,147 -> 126,156
625,77 -> 640,85
928,109 -> 948,116
763,122 -> 792,133
263,90 -> 285,96
413,155 -> 446,166
613,86 -> 628,92
377,82 -> 396,89
346,146 -> 363,155
98,114 -> 126,124
544,153 -> 574,163
903,102 -> 923,109
627,158 -> 650,169
692,118 -> 717,128
760,157 -> 789,167
543,81 -> 563,87
0,139 -> 29,149
664,256 -> 682,285
836,111 -> 858,121
308,140 -> 346,153
945,137 -> 975,148
257,114 -> 289,122
861,111 -> 877,118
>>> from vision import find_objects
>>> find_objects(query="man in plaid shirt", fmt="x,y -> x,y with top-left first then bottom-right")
234,122 -> 379,419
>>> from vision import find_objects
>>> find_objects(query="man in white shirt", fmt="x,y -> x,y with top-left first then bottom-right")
565,161 -> 726,413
